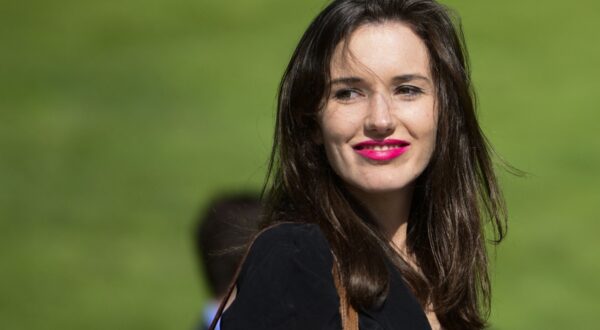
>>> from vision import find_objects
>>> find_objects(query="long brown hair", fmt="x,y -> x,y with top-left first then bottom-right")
262,0 -> 507,329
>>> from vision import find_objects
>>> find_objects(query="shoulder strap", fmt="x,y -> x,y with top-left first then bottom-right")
207,243 -> 249,330
332,262 -> 359,330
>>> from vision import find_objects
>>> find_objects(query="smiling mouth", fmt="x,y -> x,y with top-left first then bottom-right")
352,139 -> 410,161
353,143 -> 409,151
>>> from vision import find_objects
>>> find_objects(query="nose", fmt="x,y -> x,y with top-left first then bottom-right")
365,93 -> 395,136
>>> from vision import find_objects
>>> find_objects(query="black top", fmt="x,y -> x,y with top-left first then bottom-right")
221,223 -> 432,330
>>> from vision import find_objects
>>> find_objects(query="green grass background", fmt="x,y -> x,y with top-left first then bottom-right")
1,0 -> 599,328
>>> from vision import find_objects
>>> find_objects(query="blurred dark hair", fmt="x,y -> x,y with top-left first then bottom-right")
195,193 -> 261,297
262,0 -> 507,329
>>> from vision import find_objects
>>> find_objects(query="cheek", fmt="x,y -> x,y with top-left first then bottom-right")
401,105 -> 438,165
319,108 -> 362,145
403,104 -> 437,139
318,110 -> 362,176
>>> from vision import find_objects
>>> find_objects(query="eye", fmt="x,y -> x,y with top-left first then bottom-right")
394,85 -> 424,99
332,88 -> 362,101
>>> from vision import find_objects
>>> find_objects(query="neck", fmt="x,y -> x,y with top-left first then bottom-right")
349,185 -> 414,254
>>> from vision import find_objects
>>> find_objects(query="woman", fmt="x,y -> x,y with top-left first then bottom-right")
213,0 -> 507,329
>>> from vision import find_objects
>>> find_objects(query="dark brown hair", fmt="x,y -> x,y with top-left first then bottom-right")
262,0 -> 507,329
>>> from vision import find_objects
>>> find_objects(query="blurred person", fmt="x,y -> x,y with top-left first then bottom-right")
211,1 -> 507,329
194,193 -> 261,330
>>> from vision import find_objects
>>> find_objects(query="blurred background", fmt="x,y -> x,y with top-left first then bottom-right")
1,0 -> 599,329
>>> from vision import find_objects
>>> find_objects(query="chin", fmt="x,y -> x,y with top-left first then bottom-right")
347,178 -> 415,196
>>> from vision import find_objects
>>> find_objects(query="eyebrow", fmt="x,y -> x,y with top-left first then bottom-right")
330,77 -> 363,85
330,74 -> 431,85
392,74 -> 431,84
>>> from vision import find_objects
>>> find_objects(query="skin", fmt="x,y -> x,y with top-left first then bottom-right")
318,21 -> 441,329
319,21 -> 437,249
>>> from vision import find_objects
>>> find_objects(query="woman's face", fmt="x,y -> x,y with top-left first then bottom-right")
319,21 -> 437,196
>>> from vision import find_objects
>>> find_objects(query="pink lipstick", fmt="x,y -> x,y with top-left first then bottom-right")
353,139 -> 410,161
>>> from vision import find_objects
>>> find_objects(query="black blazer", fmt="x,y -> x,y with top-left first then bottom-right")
221,223 -> 432,330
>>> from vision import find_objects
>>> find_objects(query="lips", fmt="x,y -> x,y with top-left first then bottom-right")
353,139 -> 410,161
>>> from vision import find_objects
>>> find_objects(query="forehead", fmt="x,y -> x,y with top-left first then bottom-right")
330,21 -> 431,79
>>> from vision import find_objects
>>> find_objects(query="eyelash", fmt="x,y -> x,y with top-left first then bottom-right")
332,85 -> 424,102
333,88 -> 362,101
394,85 -> 424,99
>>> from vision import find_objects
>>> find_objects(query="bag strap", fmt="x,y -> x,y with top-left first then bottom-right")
207,245 -> 249,330
332,262 -> 359,330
